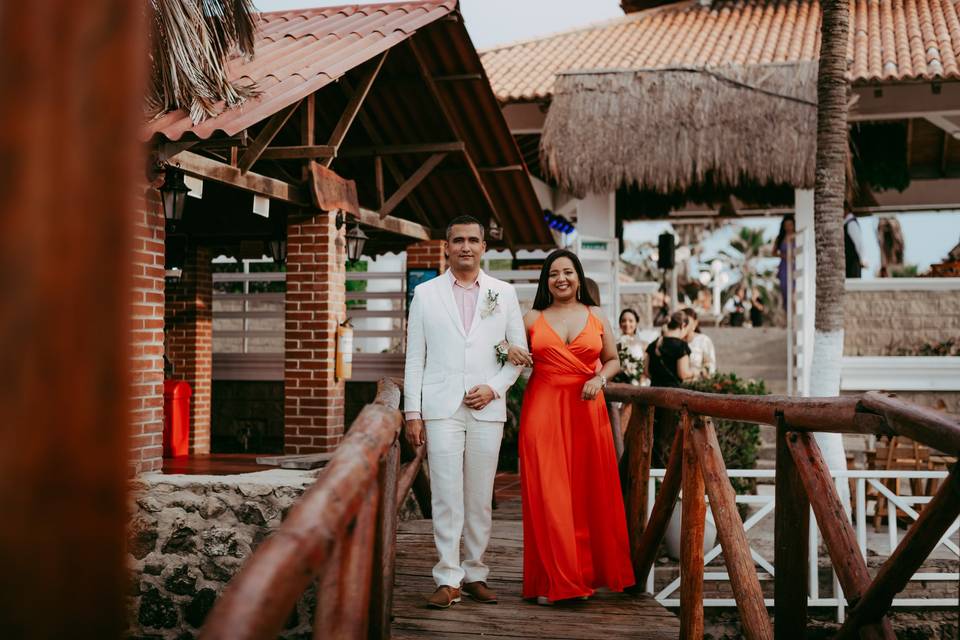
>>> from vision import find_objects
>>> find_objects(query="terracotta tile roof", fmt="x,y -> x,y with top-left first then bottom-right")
146,1 -> 457,141
480,0 -> 960,103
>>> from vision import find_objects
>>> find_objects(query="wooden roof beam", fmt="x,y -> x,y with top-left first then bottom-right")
323,51 -> 388,167
339,142 -> 464,157
172,150 -> 431,241
380,153 -> 447,218
408,37 -> 516,254
340,77 -> 437,229
237,100 -> 302,174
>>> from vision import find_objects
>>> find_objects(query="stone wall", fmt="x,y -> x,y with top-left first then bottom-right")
843,283 -> 960,356
127,471 -> 315,639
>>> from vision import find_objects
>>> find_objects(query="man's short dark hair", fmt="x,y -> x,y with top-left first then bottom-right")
445,215 -> 485,240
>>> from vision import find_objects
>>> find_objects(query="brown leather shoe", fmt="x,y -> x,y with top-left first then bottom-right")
462,581 -> 498,604
426,585 -> 461,609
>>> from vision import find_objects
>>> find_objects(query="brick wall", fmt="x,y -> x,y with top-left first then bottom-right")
130,187 -> 166,474
284,212 -> 346,454
164,245 -> 213,455
406,239 -> 446,271
843,285 -> 960,356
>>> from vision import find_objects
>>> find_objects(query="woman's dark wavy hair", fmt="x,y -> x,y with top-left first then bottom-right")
532,249 -> 599,310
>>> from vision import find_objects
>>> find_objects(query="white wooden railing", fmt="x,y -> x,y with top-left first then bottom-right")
647,468 -> 959,621
211,262 -> 406,382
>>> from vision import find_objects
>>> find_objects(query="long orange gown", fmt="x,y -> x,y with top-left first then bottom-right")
519,312 -> 636,601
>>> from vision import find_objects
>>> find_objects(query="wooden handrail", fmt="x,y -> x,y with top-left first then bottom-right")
605,384 -> 960,455
198,377 -> 427,640
611,384 -> 960,640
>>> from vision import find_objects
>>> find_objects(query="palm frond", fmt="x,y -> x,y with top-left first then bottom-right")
147,0 -> 259,124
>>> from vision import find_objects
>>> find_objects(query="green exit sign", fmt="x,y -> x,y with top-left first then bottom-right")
582,241 -> 608,251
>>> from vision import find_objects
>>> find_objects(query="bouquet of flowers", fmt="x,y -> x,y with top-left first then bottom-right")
613,338 -> 643,385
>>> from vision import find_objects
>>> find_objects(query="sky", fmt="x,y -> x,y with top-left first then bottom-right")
254,0 -> 960,272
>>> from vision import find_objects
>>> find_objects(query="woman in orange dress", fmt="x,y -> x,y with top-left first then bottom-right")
511,249 -> 635,604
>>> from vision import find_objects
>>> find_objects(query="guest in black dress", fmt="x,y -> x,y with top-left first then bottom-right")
644,311 -> 694,465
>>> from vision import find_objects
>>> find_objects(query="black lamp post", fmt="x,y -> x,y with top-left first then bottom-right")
159,166 -> 189,224
345,223 -> 368,262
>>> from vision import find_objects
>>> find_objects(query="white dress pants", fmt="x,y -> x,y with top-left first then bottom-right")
425,403 -> 504,587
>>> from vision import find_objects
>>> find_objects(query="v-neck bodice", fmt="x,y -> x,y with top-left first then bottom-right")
529,312 -> 602,382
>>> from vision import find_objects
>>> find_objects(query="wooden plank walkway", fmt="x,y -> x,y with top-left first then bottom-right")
392,500 -> 680,639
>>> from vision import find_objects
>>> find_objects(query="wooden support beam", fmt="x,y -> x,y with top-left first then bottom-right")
785,431 -> 895,640
301,93 -> 315,181
379,153 -> 446,218
690,418 -> 773,640
433,73 -> 483,82
174,151 -> 431,241
478,164 -> 524,173
258,145 -> 337,160
237,100 -> 302,173
193,132 -> 249,150
176,150 -> 309,204
324,51 -> 388,167
623,403 -> 654,573
357,208 -> 430,241
631,424 -> 683,586
341,78 -> 436,229
374,156 -> 384,210
338,142 -> 464,158
680,410 -> 705,640
407,37 -> 516,253
773,413 -> 809,640
835,464 -> 960,639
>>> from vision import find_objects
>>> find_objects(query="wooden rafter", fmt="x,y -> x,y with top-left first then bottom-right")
407,37 -> 516,253
259,145 -> 337,160
324,51 -> 388,167
340,142 -> 463,157
172,151 -> 431,241
374,156 -> 384,209
341,77 -> 436,229
301,93 -> 315,181
237,100 -> 302,173
380,153 -> 446,218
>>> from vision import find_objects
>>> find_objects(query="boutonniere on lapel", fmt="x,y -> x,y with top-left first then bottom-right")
480,289 -> 501,319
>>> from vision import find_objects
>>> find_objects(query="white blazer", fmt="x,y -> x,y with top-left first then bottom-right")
403,270 -> 527,423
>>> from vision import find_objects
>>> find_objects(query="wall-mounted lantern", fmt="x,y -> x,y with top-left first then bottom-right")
159,166 -> 189,224
345,223 -> 368,263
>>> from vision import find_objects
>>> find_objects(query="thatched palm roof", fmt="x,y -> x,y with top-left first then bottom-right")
147,0 -> 259,124
540,62 -> 818,198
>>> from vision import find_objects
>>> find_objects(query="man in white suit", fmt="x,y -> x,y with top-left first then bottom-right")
403,215 -> 527,609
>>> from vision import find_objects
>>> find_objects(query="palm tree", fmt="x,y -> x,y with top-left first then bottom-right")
148,0 -> 259,123
811,0 -> 850,478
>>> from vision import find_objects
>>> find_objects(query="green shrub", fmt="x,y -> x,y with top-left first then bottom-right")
683,372 -> 766,496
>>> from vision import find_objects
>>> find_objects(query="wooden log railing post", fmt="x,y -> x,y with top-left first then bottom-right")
773,412 -> 809,640
315,478 -> 381,638
835,464 -> 960,639
689,417 -> 773,640
784,432 -> 895,640
632,423 -> 684,587
623,403 -> 655,569
680,409 -> 705,639
399,423 -> 432,517
369,439 -> 400,640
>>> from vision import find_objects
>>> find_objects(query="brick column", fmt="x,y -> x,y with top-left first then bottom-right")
164,245 -> 212,455
406,239 -> 446,272
284,211 -> 346,454
130,186 -> 166,473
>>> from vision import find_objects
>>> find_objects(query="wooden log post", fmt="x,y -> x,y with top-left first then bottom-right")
835,464 -> 960,640
369,439 -> 400,640
623,403 -> 655,568
399,424 -> 432,517
632,426 -> 684,587
680,410 -> 706,639
689,418 -> 773,640
316,478 -> 380,638
773,413 -> 809,640
784,432 -> 895,640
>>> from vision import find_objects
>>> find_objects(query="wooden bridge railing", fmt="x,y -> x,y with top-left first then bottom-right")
604,385 -> 960,640
198,378 -> 430,640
